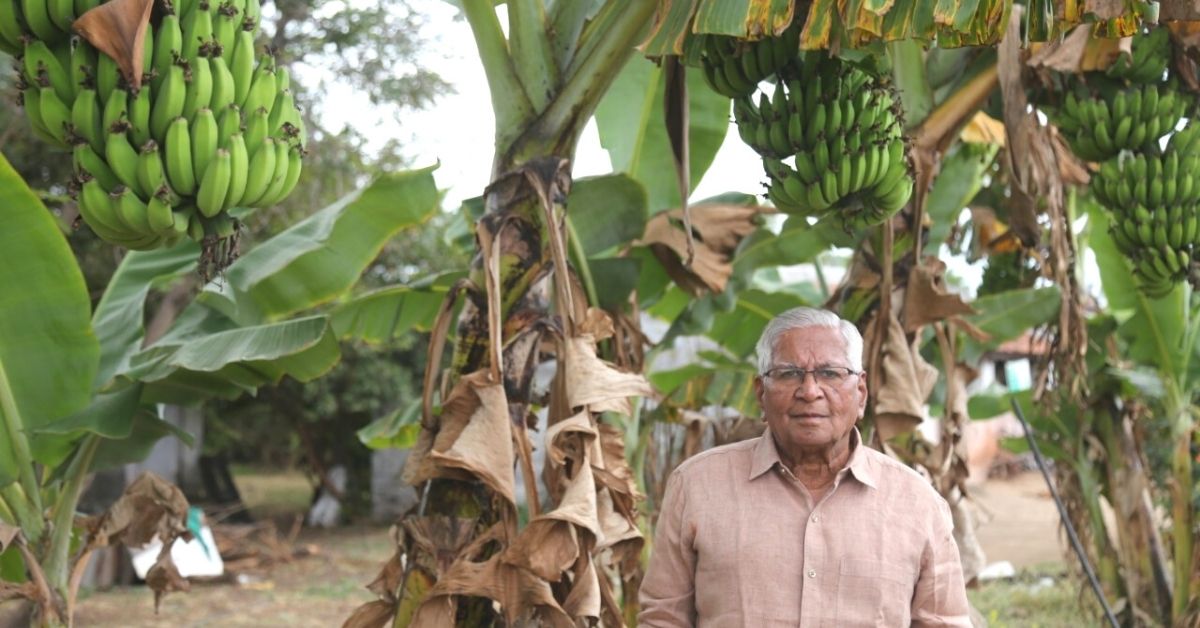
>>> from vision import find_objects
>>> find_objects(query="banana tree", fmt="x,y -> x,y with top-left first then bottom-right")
0,152 -> 439,626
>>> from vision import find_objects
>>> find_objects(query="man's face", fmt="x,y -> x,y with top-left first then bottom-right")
753,326 -> 867,455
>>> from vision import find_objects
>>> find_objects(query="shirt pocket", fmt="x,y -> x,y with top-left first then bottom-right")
835,557 -> 915,627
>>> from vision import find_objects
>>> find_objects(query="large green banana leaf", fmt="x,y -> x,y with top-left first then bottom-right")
332,271 -> 464,343
206,166 -> 440,325
91,244 -> 199,387
595,58 -> 729,214
123,316 -> 340,404
0,153 -> 98,487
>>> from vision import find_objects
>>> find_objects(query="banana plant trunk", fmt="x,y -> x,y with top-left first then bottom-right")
389,0 -> 657,623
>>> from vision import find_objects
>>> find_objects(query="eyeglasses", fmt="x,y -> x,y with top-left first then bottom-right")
763,366 -> 860,387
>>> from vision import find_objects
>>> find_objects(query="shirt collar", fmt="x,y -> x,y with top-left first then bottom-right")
749,426 -> 878,489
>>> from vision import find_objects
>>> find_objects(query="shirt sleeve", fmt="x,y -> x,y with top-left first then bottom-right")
638,468 -> 696,627
911,497 -> 973,627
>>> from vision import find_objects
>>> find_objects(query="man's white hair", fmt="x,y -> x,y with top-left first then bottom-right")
755,307 -> 864,374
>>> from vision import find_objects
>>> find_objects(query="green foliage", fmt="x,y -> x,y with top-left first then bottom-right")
0,152 -> 97,486
595,57 -> 730,213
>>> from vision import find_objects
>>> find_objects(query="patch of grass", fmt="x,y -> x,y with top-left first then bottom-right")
968,563 -> 1101,628
231,466 -> 314,519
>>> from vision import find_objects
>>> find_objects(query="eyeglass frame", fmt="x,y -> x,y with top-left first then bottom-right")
760,365 -> 863,388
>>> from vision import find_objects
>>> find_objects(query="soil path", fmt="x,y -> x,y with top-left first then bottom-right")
971,470 -> 1068,570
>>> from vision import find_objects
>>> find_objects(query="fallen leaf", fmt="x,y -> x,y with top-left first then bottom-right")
72,0 -> 153,88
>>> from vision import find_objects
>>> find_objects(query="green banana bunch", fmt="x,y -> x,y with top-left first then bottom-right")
1091,119 -> 1200,297
0,0 -> 77,50
699,20 -> 800,98
1055,83 -> 1188,162
1106,27 -> 1170,85
740,50 -> 909,229
9,0 -> 307,259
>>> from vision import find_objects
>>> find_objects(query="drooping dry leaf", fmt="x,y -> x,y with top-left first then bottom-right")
959,112 -> 1006,146
999,6 -> 1051,246
0,522 -> 17,552
503,461 -> 599,581
410,554 -> 574,628
145,546 -> 190,612
545,411 -> 598,468
73,0 -> 153,88
594,422 -> 642,508
1169,20 -> 1200,49
426,377 -> 516,507
595,488 -> 643,574
663,56 -> 695,266
402,516 -> 478,579
561,556 -> 602,621
564,335 -> 654,415
1049,127 -> 1091,185
579,307 -> 615,341
1027,25 -> 1129,72
365,552 -> 403,600
405,369 -> 513,501
84,472 -> 191,549
341,600 -> 397,628
638,203 -> 764,294
866,310 -> 939,441
902,258 -> 976,332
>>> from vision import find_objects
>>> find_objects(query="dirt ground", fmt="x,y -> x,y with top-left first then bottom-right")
56,469 -> 1069,627
970,469 -> 1068,570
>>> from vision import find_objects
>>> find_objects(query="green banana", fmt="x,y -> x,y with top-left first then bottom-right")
196,147 -> 231,217
164,116 -> 197,195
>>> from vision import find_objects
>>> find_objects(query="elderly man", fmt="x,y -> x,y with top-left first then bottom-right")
640,307 -> 970,627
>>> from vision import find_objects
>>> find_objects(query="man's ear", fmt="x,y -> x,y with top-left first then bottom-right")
856,370 -> 868,418
753,375 -> 765,405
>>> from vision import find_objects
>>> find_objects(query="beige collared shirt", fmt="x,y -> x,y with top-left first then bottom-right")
639,428 -> 971,627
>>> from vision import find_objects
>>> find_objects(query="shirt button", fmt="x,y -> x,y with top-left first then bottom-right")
810,514 -> 819,523
807,569 -> 816,578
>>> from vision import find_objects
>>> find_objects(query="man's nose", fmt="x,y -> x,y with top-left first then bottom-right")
793,373 -> 824,399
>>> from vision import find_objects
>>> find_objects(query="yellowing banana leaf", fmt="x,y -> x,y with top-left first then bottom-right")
332,271 -> 464,343
122,316 -> 340,404
0,153 -> 98,486
211,166 -> 440,325
91,244 -> 199,388
595,58 -> 729,214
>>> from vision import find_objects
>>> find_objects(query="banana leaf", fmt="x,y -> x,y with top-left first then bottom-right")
0,153 -> 98,487
595,57 -> 729,214
567,174 -> 648,256
91,244 -> 199,388
332,271 -> 465,344
208,166 -> 441,325
123,316 -> 341,404
961,285 -> 1061,362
